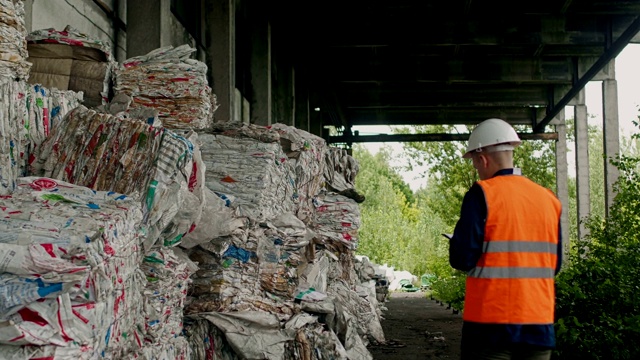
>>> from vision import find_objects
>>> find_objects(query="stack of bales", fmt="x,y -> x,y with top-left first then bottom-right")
0,0 -> 29,194
0,177 -> 146,359
184,124 -> 301,315
270,123 -> 328,223
22,104 -> 205,358
135,246 -> 197,359
0,0 -> 30,79
113,45 -> 216,130
20,45 -> 222,358
21,84 -> 84,173
0,7 -> 213,360
0,18 -> 384,357
112,46 -> 216,249
181,121 -> 383,359
26,25 -> 115,108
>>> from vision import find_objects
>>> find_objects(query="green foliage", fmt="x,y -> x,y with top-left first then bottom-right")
429,270 -> 466,310
564,118 -> 606,221
353,145 -> 447,277
554,120 -> 640,360
397,125 -> 557,226
396,125 -> 475,226
511,128 -> 557,191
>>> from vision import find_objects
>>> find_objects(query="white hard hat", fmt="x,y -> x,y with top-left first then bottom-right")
463,118 -> 521,158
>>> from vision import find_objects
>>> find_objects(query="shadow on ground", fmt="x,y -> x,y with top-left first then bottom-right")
368,291 -> 463,360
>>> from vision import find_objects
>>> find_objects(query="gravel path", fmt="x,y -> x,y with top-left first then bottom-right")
368,291 -> 463,360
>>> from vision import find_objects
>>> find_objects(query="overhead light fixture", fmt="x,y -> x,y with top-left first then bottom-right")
314,107 -> 321,112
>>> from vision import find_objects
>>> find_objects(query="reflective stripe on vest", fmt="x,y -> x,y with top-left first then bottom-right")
464,175 -> 561,325
482,240 -> 557,254
468,266 -> 555,279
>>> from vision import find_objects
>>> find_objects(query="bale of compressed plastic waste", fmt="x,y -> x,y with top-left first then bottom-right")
114,45 -> 216,130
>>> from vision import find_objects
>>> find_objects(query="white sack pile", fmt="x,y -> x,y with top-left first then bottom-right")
93,94 -> 209,249
134,246 -> 198,359
185,220 -> 305,317
354,255 -> 389,310
0,0 -> 30,79
30,105 -> 204,250
187,310 -> 362,360
298,251 -> 385,356
144,129 -> 203,249
185,247 -> 384,359
0,79 -> 27,194
282,312 -> 351,360
324,147 -> 359,192
182,122 -> 383,359
315,147 -> 364,249
0,177 -> 146,359
313,190 -> 362,250
269,123 -> 328,223
181,123 -> 324,250
198,125 -> 296,223
183,316 -> 242,360
31,105 -> 162,198
23,84 -> 83,173
114,45 -> 216,130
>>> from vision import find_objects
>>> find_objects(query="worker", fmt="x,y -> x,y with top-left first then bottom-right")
449,118 -> 562,360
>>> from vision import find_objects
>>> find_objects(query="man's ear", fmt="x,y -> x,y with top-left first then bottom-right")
478,153 -> 490,168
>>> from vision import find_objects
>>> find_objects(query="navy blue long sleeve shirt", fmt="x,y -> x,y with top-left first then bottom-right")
449,168 -> 563,349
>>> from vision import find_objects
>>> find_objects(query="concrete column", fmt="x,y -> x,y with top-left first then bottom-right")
272,60 -> 293,125
291,68 -> 296,126
553,110 -> 570,263
283,66 -> 295,125
249,4 -> 271,125
23,0 -> 33,32
269,16 -> 294,125
206,0 -> 236,122
574,89 -> 590,239
295,66 -> 310,131
309,91 -> 323,137
233,88 -> 242,121
242,97 -> 250,124
602,78 -> 620,216
127,0 -> 162,57
271,22 -> 288,125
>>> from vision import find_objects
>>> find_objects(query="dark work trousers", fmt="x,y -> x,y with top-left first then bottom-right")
461,344 -> 552,360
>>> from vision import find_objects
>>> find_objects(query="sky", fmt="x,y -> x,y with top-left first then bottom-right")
355,44 -> 640,191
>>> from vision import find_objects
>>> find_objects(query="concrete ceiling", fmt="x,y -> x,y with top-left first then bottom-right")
275,0 -> 640,143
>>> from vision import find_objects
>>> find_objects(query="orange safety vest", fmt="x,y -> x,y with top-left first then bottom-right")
463,175 -> 561,324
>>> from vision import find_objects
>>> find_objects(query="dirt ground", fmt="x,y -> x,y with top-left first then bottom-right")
368,291 -> 463,360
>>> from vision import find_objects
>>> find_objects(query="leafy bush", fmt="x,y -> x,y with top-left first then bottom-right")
354,145 -> 450,278
554,127 -> 640,360
430,271 -> 466,311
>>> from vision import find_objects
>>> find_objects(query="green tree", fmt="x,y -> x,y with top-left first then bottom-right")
352,144 -> 448,278
396,125 -> 557,226
395,125 -> 475,227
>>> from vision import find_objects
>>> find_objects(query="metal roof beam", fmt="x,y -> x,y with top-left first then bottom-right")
346,107 -> 544,126
340,84 -> 571,108
328,132 -> 558,144
325,58 -> 576,84
535,15 -> 640,132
